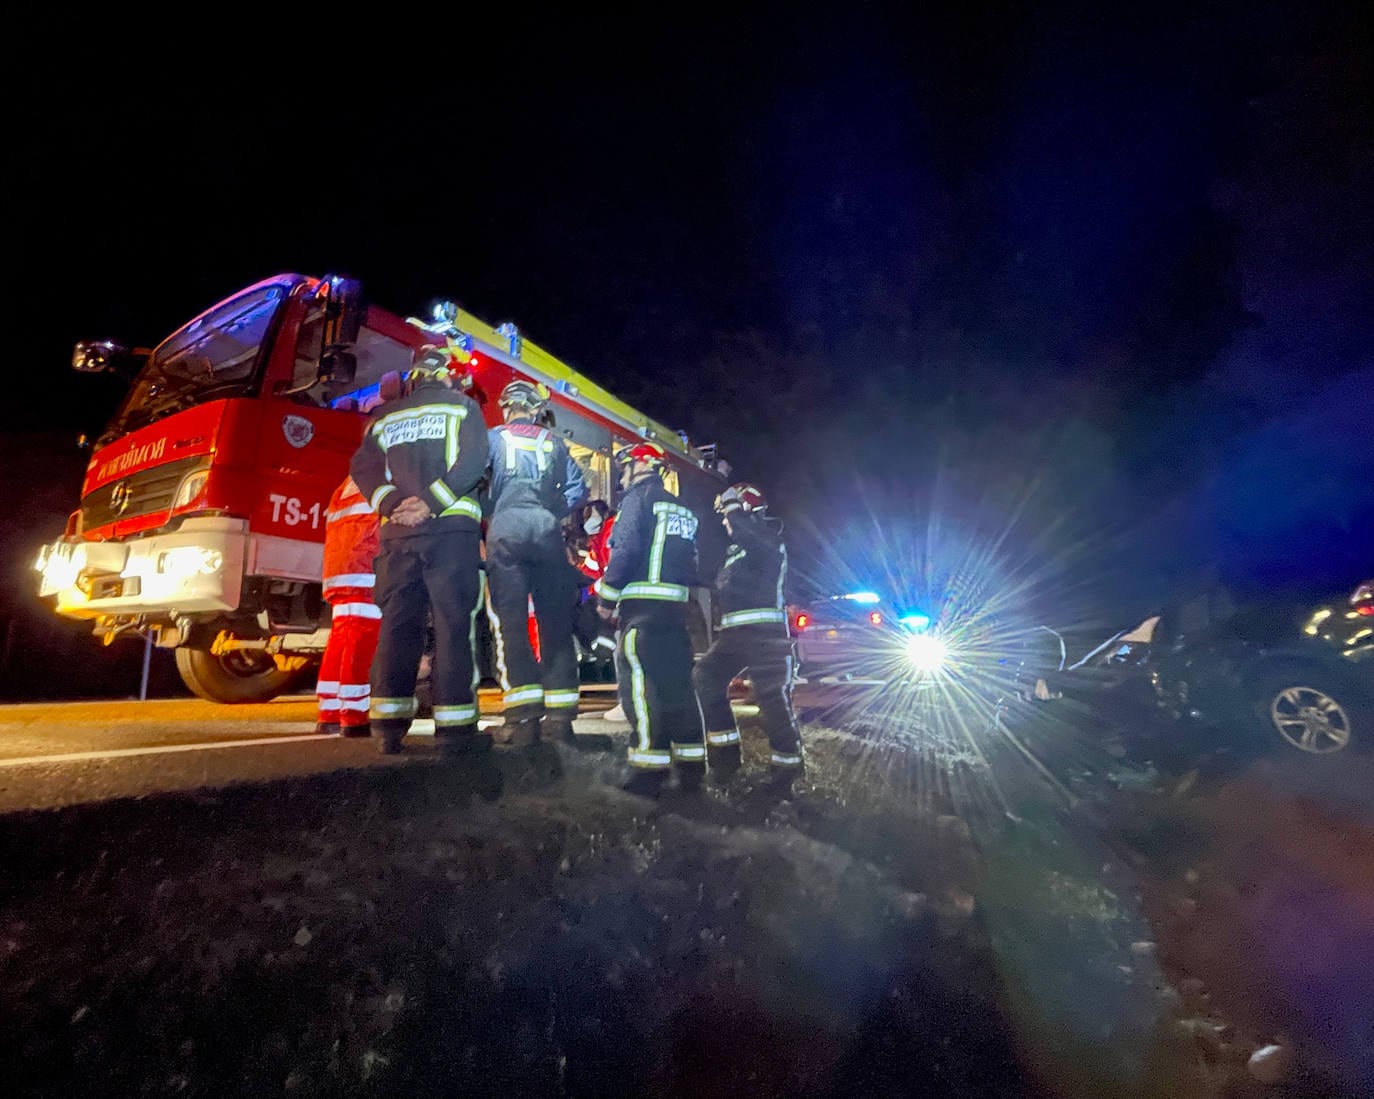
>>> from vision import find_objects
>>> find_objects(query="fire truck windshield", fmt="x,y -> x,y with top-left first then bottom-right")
102,283 -> 288,440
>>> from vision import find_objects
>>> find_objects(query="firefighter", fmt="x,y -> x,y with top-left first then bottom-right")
595,442 -> 706,796
483,379 -> 589,746
314,475 -> 382,737
349,346 -> 489,757
691,482 -> 804,787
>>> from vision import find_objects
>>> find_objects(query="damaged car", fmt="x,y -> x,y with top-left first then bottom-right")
1027,579 -> 1374,756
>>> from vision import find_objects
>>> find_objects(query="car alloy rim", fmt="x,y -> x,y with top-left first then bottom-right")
1270,686 -> 1352,753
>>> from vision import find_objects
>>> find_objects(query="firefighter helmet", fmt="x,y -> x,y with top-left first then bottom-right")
498,379 -> 551,415
715,482 -> 766,516
614,441 -> 667,469
410,345 -> 472,389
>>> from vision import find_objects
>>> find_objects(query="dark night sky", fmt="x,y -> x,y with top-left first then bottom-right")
7,1 -> 1373,610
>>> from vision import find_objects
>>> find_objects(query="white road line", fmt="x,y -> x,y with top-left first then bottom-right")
0,718 -> 509,768
0,734 -> 338,769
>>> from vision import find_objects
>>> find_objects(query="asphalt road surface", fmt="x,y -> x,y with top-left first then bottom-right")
0,687 -> 628,814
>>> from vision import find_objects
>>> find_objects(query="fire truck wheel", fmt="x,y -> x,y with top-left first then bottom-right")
175,646 -> 304,704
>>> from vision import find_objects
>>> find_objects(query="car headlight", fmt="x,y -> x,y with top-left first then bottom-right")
905,633 -> 947,673
157,546 -> 223,576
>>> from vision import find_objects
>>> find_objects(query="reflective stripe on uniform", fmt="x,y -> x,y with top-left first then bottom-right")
318,698 -> 342,712
620,581 -> 689,602
429,478 -> 458,508
503,684 -> 544,708
671,743 -> 706,761
438,496 -> 482,521
371,696 -> 417,719
625,627 -> 650,751
316,680 -> 341,695
593,636 -> 616,651
327,502 -> 374,521
706,729 -> 741,746
370,484 -> 397,511
545,689 -> 580,710
338,683 -> 369,700
485,581 -> 512,691
332,602 -> 383,620
770,750 -> 804,768
594,579 -> 621,601
339,698 -> 369,713
470,571 -> 486,697
648,501 -> 696,583
627,747 -> 671,769
723,548 -> 746,569
720,608 -> 786,628
435,704 -> 478,727
503,429 -> 554,474
324,573 -> 376,591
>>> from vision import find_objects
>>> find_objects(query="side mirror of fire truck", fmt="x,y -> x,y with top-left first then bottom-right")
72,340 -> 148,380
318,275 -> 365,386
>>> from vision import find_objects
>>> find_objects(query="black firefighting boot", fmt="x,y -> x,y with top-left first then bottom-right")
436,728 -> 494,762
762,761 -> 805,796
373,722 -> 407,755
548,715 -> 614,752
493,706 -> 543,749
675,760 -> 707,794
541,714 -> 577,745
621,769 -> 670,799
707,743 -> 743,784
339,722 -> 372,739
315,721 -> 340,736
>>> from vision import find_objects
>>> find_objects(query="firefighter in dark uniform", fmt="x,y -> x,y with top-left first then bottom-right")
595,442 -> 706,796
691,483 -> 804,786
483,380 -> 588,746
350,346 -> 489,757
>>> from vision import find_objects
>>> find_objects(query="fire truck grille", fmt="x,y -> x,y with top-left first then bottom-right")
82,456 -> 207,530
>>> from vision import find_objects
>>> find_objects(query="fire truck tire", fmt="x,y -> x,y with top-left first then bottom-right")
175,647 -> 304,704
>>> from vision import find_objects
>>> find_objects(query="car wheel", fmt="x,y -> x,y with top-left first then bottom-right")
1247,667 -> 1368,755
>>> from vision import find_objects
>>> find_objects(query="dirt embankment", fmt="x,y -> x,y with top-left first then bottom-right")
0,734 -> 1032,1099
1105,756 -> 1374,1099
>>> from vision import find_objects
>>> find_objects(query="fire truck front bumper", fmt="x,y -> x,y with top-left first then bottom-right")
34,517 -> 248,621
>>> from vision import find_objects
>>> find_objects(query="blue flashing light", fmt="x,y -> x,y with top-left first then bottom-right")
330,382 -> 381,411
844,591 -> 882,604
899,612 -> 932,631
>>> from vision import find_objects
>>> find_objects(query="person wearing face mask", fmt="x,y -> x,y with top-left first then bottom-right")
577,499 -> 616,585
573,500 -> 619,680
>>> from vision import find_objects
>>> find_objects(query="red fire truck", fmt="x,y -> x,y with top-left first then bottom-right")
35,274 -> 729,702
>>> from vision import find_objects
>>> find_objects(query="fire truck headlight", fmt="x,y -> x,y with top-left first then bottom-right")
905,633 -> 948,673
157,546 -> 223,577
172,469 -> 211,510
36,543 -> 81,591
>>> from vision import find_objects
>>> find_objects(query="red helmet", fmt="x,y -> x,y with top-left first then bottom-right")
614,441 -> 667,468
715,482 -> 766,515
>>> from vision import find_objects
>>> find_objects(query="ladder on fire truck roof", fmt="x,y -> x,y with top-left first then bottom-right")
408,301 -> 705,466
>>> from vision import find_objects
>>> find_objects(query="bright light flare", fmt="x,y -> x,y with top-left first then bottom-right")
905,633 -> 948,673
